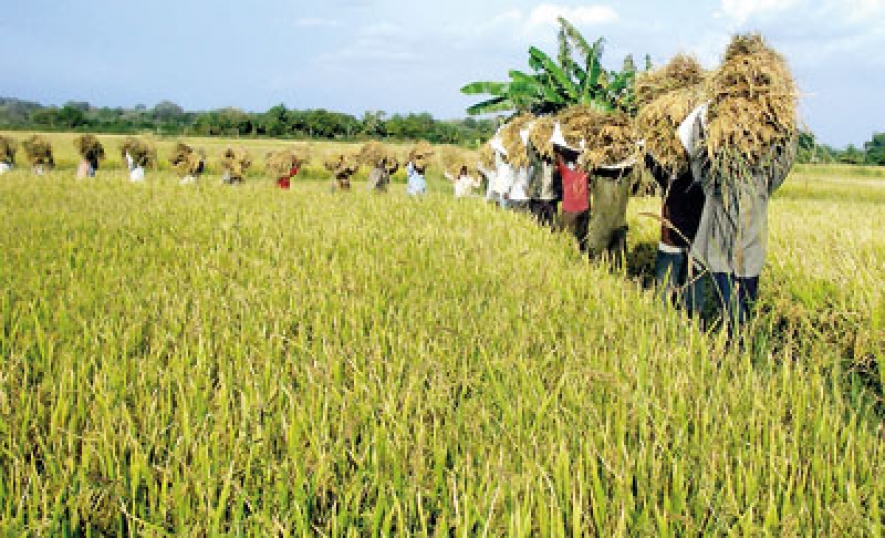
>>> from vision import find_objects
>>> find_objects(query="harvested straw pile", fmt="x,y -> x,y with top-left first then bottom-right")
441,146 -> 475,178
558,106 -> 636,170
705,33 -> 798,188
478,143 -> 496,170
121,137 -> 157,168
169,143 -> 206,176
635,54 -> 706,108
74,134 -> 105,163
0,135 -> 17,164
265,149 -> 305,178
22,135 -> 54,168
221,147 -> 252,177
408,141 -> 434,170
636,55 -> 707,176
528,116 -> 556,160
358,141 -> 397,170
323,154 -> 358,176
500,113 -> 534,167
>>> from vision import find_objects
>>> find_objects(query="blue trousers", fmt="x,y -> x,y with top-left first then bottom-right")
711,273 -> 760,329
654,248 -> 706,318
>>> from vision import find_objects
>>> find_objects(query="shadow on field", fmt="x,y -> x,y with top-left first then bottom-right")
625,241 -> 658,289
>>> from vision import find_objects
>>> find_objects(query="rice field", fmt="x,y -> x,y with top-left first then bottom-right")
0,133 -> 883,535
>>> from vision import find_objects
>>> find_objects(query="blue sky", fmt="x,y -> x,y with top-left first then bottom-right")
3,0 -> 883,148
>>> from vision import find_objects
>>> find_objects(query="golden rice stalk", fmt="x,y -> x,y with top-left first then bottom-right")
265,150 -> 305,177
500,113 -> 534,168
74,134 -> 105,162
324,154 -> 359,176
635,54 -> 706,108
358,141 -> 396,169
705,33 -> 798,188
528,116 -> 556,160
0,135 -> 18,163
221,147 -> 252,177
22,135 -> 54,167
557,106 -> 636,170
478,143 -> 495,170
170,143 -> 205,176
635,85 -> 705,177
408,140 -> 434,162
120,137 -> 157,168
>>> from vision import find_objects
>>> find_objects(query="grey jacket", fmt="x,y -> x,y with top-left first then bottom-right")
685,112 -> 796,277
527,143 -> 560,201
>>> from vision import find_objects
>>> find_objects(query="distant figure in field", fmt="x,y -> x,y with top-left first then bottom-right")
277,163 -> 298,190
491,143 -> 514,208
527,132 -> 561,228
0,135 -> 17,175
74,135 -> 105,178
406,159 -> 426,196
221,147 -> 251,185
554,144 -> 589,253
324,154 -> 358,191
125,152 -> 145,182
120,137 -> 155,182
22,135 -> 54,176
445,165 -> 481,198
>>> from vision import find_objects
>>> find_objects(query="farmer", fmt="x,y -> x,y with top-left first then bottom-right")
491,138 -> 514,208
368,159 -> 396,192
527,140 -> 561,227
645,153 -> 706,315
406,159 -> 426,196
0,160 -> 11,175
76,156 -> 97,178
552,128 -> 589,252
446,165 -> 481,198
125,152 -> 145,182
277,162 -> 299,190
680,104 -> 796,328
584,162 -> 634,264
478,158 -> 498,205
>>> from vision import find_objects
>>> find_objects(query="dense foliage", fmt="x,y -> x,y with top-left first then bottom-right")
0,98 -> 497,146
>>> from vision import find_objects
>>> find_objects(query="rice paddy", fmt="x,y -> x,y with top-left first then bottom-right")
0,132 -> 883,535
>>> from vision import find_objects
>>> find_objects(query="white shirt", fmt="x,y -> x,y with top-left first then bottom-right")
0,162 -> 11,175
454,174 -> 480,198
493,152 -> 514,195
509,166 -> 531,201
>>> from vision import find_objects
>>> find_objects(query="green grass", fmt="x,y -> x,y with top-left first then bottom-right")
0,163 -> 883,535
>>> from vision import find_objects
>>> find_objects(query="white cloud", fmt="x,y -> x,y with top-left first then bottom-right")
527,4 -> 619,29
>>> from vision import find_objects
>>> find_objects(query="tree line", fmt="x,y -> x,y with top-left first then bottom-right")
0,98 -> 498,147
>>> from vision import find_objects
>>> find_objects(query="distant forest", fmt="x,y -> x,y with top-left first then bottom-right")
1,97 -> 883,164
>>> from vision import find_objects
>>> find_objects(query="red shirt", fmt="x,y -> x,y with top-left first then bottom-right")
558,163 -> 589,213
277,166 -> 299,189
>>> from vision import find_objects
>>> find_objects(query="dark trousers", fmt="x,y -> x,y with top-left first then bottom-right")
654,249 -> 705,318
530,199 -> 558,227
712,273 -> 760,329
560,210 -> 589,252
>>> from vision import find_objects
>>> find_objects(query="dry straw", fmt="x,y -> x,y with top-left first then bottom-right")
324,154 -> 359,177
478,143 -> 496,170
557,106 -> 636,170
528,116 -> 556,161
408,141 -> 434,170
170,143 -> 206,176
220,147 -> 252,177
74,134 -> 106,163
121,137 -> 157,168
705,33 -> 798,190
441,146 -> 475,178
500,113 -> 535,168
22,135 -> 54,168
358,141 -> 397,170
0,135 -> 17,164
635,55 -> 707,176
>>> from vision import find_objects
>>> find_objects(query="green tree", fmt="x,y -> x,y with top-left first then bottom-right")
863,133 -> 885,166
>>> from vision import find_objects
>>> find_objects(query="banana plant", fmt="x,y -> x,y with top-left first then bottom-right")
461,17 -> 642,117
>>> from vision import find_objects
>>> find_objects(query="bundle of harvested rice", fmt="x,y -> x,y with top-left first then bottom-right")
557,106 -> 636,170
358,141 -> 396,169
705,33 -> 798,189
22,135 -> 54,168
74,134 -> 105,163
323,154 -> 359,176
478,143 -> 496,170
170,143 -> 206,176
500,113 -> 535,167
441,146 -> 473,178
120,137 -> 157,168
408,141 -> 434,170
265,149 -> 304,178
635,54 -> 705,108
528,116 -> 556,161
0,135 -> 17,164
221,147 -> 252,177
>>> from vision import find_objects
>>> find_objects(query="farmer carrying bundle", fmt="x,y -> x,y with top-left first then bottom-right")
635,54 -> 708,316
407,141 -> 434,196
441,146 -> 480,198
324,153 -> 358,191
170,143 -> 206,185
74,134 -> 106,178
22,135 -> 54,176
220,147 -> 251,185
359,141 -> 398,192
0,135 -> 18,175
526,116 -> 561,226
266,148 -> 307,190
121,137 -> 156,182
681,33 -> 798,329
500,113 -> 535,211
